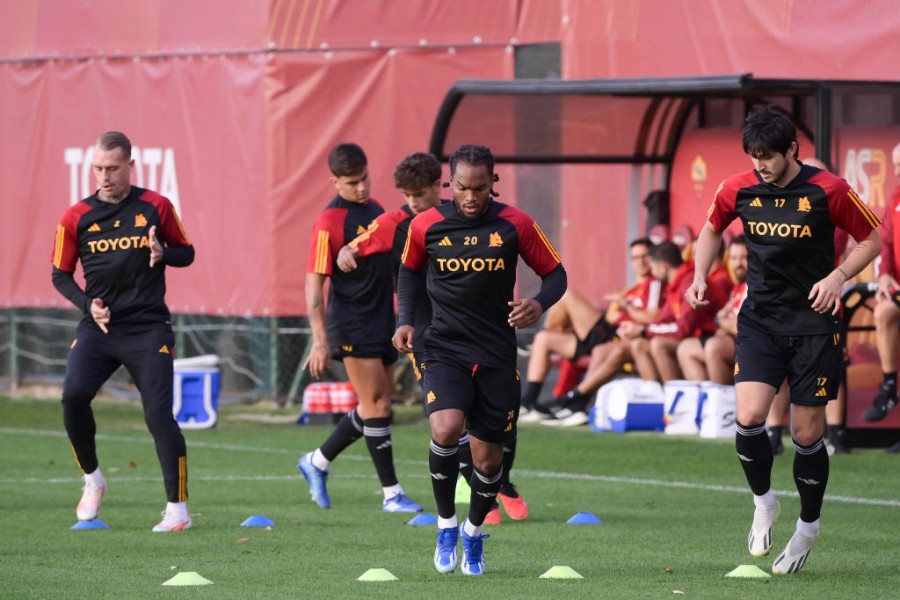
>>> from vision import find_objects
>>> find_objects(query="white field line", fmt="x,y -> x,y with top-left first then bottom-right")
2,427 -> 898,508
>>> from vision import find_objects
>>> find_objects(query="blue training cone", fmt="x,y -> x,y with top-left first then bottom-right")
241,515 -> 276,527
567,512 -> 603,525
71,519 -> 110,530
407,513 -> 438,526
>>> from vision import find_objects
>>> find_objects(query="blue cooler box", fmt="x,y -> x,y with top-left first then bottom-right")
601,378 -> 665,433
173,368 -> 220,429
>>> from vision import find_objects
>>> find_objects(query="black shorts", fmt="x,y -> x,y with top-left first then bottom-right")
734,321 -> 841,406
573,317 -> 616,360
331,342 -> 398,364
422,354 -> 519,444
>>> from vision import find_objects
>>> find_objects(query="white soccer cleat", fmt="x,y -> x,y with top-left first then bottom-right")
748,501 -> 779,557
76,473 -> 107,521
152,507 -> 193,532
518,408 -> 550,423
540,411 -> 589,427
772,529 -> 818,575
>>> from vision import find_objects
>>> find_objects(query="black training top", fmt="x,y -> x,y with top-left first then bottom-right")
307,195 -> 394,346
350,201 -> 450,353
708,164 -> 880,335
399,199 -> 565,366
52,186 -> 194,332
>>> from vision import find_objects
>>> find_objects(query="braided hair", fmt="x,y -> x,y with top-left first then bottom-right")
446,144 -> 500,197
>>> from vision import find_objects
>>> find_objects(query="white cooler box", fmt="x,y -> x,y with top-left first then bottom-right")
698,382 -> 737,439
589,377 -> 664,433
663,380 -> 703,435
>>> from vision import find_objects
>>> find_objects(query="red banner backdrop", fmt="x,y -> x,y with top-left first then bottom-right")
2,0 -> 900,316
564,0 -> 900,80
265,46 -> 514,314
0,55 -> 269,314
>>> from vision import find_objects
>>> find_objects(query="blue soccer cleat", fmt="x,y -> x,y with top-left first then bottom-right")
460,520 -> 490,576
297,452 -> 330,509
434,526 -> 459,573
382,493 -> 423,513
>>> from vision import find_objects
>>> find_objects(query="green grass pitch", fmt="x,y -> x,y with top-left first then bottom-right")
1,396 -> 899,599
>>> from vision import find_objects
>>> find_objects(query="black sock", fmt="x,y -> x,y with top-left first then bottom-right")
319,408 -> 363,461
883,372 -> 897,390
429,439 -> 460,519
735,420 -> 774,496
521,381 -> 543,410
364,416 -> 398,487
499,439 -> 517,495
468,466 -> 503,526
458,432 -> 474,483
793,436 -> 830,522
826,424 -> 844,444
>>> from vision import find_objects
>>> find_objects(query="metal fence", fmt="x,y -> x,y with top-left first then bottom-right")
0,309 -> 317,405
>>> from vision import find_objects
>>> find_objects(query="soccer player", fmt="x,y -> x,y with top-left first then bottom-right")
685,106 -> 881,574
393,144 -> 566,575
339,152 -> 524,525
52,131 -> 195,531
298,143 -> 421,513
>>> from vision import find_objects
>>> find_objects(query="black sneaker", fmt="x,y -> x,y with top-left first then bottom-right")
862,384 -> 898,422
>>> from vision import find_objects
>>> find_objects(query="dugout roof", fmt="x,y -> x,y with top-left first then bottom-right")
429,73 -> 900,169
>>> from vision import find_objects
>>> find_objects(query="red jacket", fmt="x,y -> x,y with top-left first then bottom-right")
878,188 -> 900,278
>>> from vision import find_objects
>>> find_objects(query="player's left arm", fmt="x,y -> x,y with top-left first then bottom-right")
150,195 -> 194,268
507,209 -> 567,329
810,180 -> 882,314
394,217 -> 429,349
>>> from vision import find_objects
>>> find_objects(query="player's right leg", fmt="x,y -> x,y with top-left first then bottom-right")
347,355 -> 421,512
520,329 -> 578,413
703,334 -> 736,385
736,381 -> 781,557
676,337 -> 707,381
733,324 -> 786,559
555,289 -> 603,341
61,327 -> 120,521
425,358 -> 473,572
864,299 -> 900,421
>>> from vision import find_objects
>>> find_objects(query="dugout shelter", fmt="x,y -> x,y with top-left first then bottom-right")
429,73 -> 900,447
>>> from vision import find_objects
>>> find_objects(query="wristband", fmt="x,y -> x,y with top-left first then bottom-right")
836,266 -> 849,281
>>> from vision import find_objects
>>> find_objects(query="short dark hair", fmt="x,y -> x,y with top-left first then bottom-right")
742,105 -> 798,159
729,234 -> 747,248
393,152 -> 442,190
328,143 -> 368,177
649,240 -> 683,267
96,131 -> 131,158
448,144 -> 494,178
629,237 -> 653,251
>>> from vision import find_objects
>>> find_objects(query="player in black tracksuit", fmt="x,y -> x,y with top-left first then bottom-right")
52,131 -> 195,531
394,145 -> 566,575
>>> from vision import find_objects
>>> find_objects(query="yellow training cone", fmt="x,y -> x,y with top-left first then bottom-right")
455,475 -> 471,504
725,564 -> 771,578
357,568 -> 398,581
539,566 -> 583,579
162,572 -> 213,586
